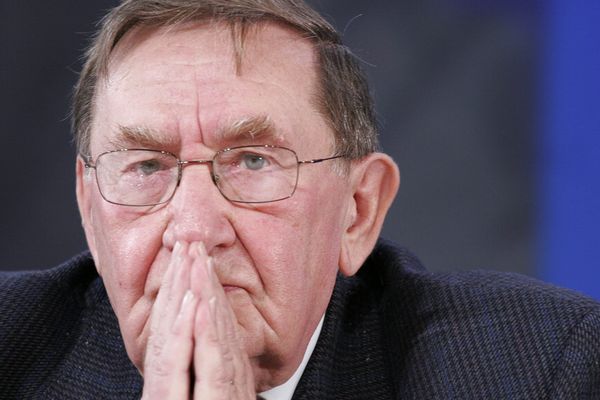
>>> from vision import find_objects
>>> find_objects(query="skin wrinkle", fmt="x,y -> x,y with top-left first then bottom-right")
193,67 -> 205,148
111,116 -> 287,156
230,234 -> 268,295
225,239 -> 275,339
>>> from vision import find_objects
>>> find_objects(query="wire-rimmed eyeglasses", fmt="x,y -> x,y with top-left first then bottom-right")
83,145 -> 343,206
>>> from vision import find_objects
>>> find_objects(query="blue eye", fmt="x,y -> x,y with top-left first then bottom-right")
137,159 -> 163,175
128,159 -> 168,176
241,153 -> 268,170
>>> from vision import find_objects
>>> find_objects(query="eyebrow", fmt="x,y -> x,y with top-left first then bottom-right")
110,125 -> 180,149
109,115 -> 282,151
215,115 -> 284,145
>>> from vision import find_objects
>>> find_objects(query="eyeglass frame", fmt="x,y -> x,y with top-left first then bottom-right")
82,144 -> 345,206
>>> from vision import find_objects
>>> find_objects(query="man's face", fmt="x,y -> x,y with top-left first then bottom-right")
77,22 -> 355,388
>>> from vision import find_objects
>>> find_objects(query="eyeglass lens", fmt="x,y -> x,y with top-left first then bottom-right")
94,147 -> 300,206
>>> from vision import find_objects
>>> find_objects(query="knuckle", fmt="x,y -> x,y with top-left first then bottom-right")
194,368 -> 228,391
213,364 -> 235,386
220,344 -> 234,363
149,334 -> 167,358
150,361 -> 173,378
166,289 -> 177,305
205,327 -> 220,347
146,349 -> 176,379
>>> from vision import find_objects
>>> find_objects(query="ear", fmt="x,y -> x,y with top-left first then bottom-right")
75,156 -> 100,267
339,153 -> 400,276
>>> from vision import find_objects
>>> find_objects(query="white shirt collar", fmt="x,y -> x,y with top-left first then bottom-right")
258,315 -> 324,400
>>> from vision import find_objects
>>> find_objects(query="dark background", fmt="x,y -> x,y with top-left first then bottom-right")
0,0 -> 537,275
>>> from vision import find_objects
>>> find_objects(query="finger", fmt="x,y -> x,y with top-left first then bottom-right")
191,242 -> 233,397
149,240 -> 189,334
142,290 -> 198,399
189,241 -> 210,298
142,241 -> 196,399
190,243 -> 255,399
148,240 -> 181,325
147,241 -> 192,369
164,241 -> 193,326
207,258 -> 255,398
193,295 -> 235,398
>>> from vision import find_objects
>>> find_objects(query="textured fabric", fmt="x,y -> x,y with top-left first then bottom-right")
0,253 -> 142,399
293,240 -> 600,399
1,240 -> 599,399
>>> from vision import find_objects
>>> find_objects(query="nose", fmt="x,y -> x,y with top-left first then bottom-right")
162,163 -> 236,253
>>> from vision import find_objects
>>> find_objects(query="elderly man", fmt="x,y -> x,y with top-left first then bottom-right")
1,0 -> 599,399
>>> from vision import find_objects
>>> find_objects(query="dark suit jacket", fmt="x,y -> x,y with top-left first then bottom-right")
1,240 -> 599,399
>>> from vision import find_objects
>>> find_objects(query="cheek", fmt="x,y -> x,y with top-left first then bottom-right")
91,204 -> 167,315
241,187 -> 348,310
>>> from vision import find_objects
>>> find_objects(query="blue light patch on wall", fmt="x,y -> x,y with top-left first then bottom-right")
540,0 -> 600,299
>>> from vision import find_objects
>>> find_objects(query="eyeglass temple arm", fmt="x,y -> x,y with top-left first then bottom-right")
297,155 -> 344,164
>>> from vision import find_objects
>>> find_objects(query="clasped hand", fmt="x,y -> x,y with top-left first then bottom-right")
141,241 -> 256,399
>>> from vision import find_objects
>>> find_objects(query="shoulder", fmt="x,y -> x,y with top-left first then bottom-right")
0,252 -> 99,315
0,253 -> 106,397
0,251 -> 101,351
365,239 -> 600,323
357,239 -> 600,398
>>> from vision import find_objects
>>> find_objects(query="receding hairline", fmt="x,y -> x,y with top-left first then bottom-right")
88,20 -> 334,156
73,0 -> 379,160
94,14 -> 326,83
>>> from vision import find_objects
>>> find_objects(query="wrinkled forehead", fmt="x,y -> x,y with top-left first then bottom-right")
90,20 -> 333,155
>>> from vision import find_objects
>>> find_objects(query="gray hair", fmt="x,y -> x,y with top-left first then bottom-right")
72,0 -> 379,159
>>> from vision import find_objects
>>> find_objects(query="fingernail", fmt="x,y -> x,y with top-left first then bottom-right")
173,290 -> 195,332
182,290 -> 194,308
207,257 -> 215,278
187,242 -> 196,257
197,242 -> 207,257
209,296 -> 216,319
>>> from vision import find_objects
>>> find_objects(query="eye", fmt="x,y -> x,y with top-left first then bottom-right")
241,153 -> 268,170
128,158 -> 166,176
